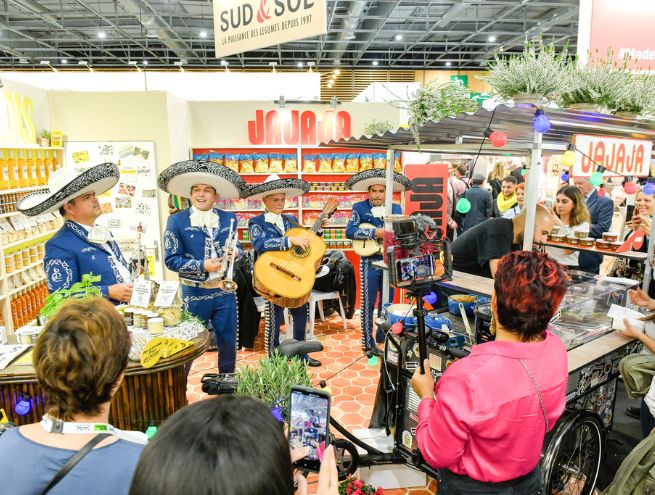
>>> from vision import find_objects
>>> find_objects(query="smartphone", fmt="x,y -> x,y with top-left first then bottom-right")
394,253 -> 435,287
288,386 -> 331,472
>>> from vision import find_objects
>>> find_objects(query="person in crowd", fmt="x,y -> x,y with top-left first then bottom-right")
510,163 -> 525,184
502,183 -> 524,219
345,169 -> 413,356
0,297 -> 147,494
451,164 -> 469,197
493,175 -> 518,217
17,162 -> 134,303
411,251 -> 568,493
248,174 -> 322,367
458,173 -> 492,233
573,175 -> 614,274
159,160 -> 248,374
451,204 -> 557,278
129,395 -> 339,495
545,186 -> 591,270
487,162 -> 505,200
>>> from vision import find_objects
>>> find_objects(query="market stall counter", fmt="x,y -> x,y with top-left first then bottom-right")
0,329 -> 209,430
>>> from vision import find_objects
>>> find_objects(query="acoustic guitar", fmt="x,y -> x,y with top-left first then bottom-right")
351,223 -> 383,256
253,198 -> 339,308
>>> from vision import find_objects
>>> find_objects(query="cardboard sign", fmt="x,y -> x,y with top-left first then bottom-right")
572,134 -> 652,178
50,130 -> 63,148
154,281 -> 180,308
617,228 -> 645,252
404,163 -> 449,237
130,279 -> 153,308
140,337 -> 194,368
213,0 -> 326,58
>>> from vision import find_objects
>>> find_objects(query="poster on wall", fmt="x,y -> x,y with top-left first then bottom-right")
64,141 -> 163,280
403,163 -> 449,237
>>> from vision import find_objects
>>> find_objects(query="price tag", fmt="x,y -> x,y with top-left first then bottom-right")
130,279 -> 152,308
140,337 -> 194,368
154,281 -> 180,308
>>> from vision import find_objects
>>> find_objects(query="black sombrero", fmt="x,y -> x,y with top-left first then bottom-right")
345,169 -> 414,192
246,174 -> 310,200
17,162 -> 120,217
158,160 -> 248,199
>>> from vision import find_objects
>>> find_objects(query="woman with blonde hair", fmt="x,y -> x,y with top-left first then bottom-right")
487,162 -> 505,200
0,297 -> 146,494
546,185 -> 591,269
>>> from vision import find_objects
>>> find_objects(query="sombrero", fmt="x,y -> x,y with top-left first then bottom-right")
17,162 -> 120,217
246,174 -> 310,200
158,160 -> 248,199
345,169 -> 414,192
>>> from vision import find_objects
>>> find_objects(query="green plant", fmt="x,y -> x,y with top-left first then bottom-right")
609,72 -> 655,115
560,51 -> 629,109
364,119 -> 395,136
236,353 -> 312,415
339,477 -> 384,495
407,81 -> 478,146
484,39 -> 574,101
39,273 -> 101,322
39,129 -> 51,139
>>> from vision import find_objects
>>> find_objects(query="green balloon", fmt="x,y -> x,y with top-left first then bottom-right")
367,355 -> 379,367
589,171 -> 604,187
456,197 -> 471,214
521,168 -> 528,176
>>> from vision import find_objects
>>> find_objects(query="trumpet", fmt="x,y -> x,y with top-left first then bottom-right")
217,219 -> 238,292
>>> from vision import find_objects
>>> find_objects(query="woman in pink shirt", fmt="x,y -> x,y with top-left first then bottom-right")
411,251 -> 569,494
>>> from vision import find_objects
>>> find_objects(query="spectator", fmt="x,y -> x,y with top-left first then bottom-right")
510,163 -> 525,184
487,162 -> 505,200
545,186 -> 590,270
0,297 -> 146,495
573,175 -> 613,274
458,173 -> 492,233
502,183 -> 524,219
493,175 -> 518,217
129,395 -> 338,495
411,251 -> 568,492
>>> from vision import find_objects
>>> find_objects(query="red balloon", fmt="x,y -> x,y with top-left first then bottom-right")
624,181 -> 639,195
488,131 -> 508,148
598,187 -> 606,197
391,322 -> 404,335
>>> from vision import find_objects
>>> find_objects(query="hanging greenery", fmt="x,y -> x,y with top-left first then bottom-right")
364,119 -> 395,136
608,72 -> 655,117
407,81 -> 478,146
484,39 -> 574,101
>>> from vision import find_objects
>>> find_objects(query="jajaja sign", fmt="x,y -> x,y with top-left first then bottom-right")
213,0 -> 326,58
571,134 -> 653,178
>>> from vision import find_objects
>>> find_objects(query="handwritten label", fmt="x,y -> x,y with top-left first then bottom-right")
140,337 -> 194,368
71,150 -> 90,164
130,279 -> 153,308
154,281 -> 180,308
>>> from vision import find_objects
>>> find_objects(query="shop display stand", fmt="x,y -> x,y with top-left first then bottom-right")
0,146 -> 64,335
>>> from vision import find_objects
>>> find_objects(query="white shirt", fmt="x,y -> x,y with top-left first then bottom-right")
80,223 -> 132,283
264,212 -> 286,233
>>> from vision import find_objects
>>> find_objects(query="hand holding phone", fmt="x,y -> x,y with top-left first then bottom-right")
288,386 -> 331,472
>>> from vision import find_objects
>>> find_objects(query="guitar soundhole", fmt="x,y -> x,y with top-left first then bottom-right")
291,246 -> 310,258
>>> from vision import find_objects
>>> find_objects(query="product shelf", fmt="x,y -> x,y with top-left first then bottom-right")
9,275 -> 46,297
6,259 -> 43,277
0,211 -> 20,218
537,242 -> 648,261
0,185 -> 49,195
4,230 -> 57,251
0,145 -> 63,150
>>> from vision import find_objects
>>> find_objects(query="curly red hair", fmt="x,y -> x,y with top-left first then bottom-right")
494,251 -> 567,340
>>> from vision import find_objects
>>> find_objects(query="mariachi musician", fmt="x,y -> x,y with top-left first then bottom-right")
345,170 -> 414,356
158,160 -> 248,374
247,174 -> 322,367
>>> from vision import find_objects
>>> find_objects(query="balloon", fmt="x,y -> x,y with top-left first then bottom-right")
367,355 -> 379,366
624,181 -> 639,195
423,292 -> 438,304
644,181 -> 655,195
488,130 -> 508,148
391,322 -> 404,335
589,171 -> 604,187
456,197 -> 471,214
532,111 -> 551,133
561,150 -> 576,167
560,172 -> 569,182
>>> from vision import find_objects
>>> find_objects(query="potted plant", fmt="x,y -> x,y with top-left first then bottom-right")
364,119 -> 395,136
559,51 -> 628,114
406,81 -> 478,146
38,129 -> 51,147
236,353 -> 312,418
339,476 -> 384,494
38,273 -> 102,325
608,72 -> 655,119
484,39 -> 574,105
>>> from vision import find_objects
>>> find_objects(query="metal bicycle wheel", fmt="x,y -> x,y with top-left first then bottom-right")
541,410 -> 604,495
332,438 -> 360,481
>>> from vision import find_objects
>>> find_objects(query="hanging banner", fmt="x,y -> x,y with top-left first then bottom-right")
403,163 -> 449,237
213,0 -> 327,58
571,134 -> 653,178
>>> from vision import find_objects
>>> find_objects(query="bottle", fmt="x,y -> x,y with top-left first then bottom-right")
27,151 -> 37,187
10,298 -> 19,328
36,150 -> 46,185
7,149 -> 19,189
44,150 -> 53,181
17,150 -> 29,188
52,151 -> 60,172
0,150 -> 8,190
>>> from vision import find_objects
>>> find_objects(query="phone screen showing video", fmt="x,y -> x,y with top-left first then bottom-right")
396,254 -> 435,286
289,387 -> 330,472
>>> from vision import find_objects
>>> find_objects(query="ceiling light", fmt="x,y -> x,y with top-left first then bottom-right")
128,60 -> 141,72
174,60 -> 185,72
220,59 -> 228,66
297,61 -> 304,68
39,60 -> 50,65
307,61 -> 315,72
269,61 -> 277,72
333,69 -> 340,75
199,31 -> 208,38
372,60 -> 379,66
97,31 -> 106,39
333,59 -> 340,65
61,59 -> 68,65
19,58 -> 28,64
488,35 -> 496,42
344,34 -> 356,40
142,60 -> 148,65
445,61 -> 452,67
395,34 -> 403,41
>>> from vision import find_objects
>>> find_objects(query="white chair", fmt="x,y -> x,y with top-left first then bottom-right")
253,296 -> 292,340
307,290 -> 347,339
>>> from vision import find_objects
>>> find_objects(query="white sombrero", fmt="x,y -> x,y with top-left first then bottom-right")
246,174 -> 310,200
17,162 -> 120,217
345,169 -> 414,192
158,160 -> 248,199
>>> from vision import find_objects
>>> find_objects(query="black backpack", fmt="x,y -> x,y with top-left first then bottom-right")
313,250 -> 356,319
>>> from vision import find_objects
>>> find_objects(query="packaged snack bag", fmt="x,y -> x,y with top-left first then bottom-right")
303,154 -> 317,173
239,154 -> 255,173
225,154 -> 241,172
254,153 -> 269,173
193,152 -> 209,160
284,154 -> 298,172
373,153 -> 386,169
345,153 -> 360,172
394,152 -> 402,172
268,153 -> 284,173
209,151 -> 225,165
359,153 -> 373,170
332,153 -> 346,173
318,154 -> 333,173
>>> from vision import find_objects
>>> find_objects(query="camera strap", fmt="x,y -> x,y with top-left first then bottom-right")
518,359 -> 549,434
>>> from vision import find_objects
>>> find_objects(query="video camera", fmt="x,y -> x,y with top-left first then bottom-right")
385,214 -> 451,289
201,373 -> 238,395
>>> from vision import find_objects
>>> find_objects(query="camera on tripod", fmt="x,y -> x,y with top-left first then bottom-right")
201,373 -> 238,395
384,214 -> 452,289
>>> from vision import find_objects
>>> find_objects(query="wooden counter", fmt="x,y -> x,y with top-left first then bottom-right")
0,330 -> 210,430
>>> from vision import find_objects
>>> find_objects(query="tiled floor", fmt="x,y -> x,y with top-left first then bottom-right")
187,311 -> 436,495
